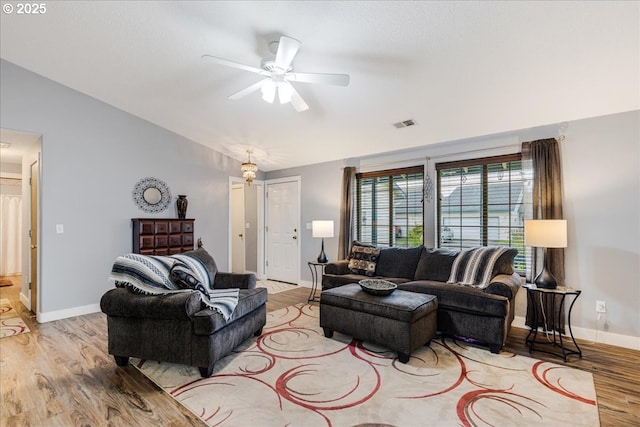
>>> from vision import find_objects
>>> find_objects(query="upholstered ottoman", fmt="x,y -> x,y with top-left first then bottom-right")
319,283 -> 438,363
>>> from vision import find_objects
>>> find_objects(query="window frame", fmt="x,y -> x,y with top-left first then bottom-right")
436,153 -> 528,273
355,165 -> 424,248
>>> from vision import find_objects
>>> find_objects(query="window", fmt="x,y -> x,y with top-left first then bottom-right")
437,154 -> 530,273
355,166 -> 424,248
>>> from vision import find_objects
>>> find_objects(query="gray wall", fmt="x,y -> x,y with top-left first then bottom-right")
267,111 -> 640,342
1,59 -> 241,315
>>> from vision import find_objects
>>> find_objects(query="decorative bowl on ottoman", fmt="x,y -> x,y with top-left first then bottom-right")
359,279 -> 397,296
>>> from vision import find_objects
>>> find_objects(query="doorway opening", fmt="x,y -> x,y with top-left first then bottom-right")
228,177 -> 265,278
0,128 -> 42,316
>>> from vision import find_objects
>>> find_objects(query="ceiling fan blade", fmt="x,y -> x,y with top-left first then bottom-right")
288,84 -> 309,112
287,72 -> 350,87
275,36 -> 301,70
201,54 -> 267,75
229,79 -> 267,100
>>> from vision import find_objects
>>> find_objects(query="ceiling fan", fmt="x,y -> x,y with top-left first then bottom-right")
202,36 -> 350,112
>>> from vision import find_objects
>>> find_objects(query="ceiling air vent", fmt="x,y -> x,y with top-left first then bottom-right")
393,119 -> 416,129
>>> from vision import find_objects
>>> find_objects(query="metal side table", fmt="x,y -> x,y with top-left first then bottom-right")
307,261 -> 327,303
524,284 -> 582,361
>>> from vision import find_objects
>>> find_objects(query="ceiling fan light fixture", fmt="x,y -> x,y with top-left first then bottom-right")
261,80 -> 276,103
241,150 -> 258,185
203,35 -> 350,112
278,82 -> 293,104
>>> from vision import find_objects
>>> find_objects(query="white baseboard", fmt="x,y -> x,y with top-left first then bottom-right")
37,303 -> 101,323
513,316 -> 640,351
297,280 -> 312,289
19,292 -> 31,311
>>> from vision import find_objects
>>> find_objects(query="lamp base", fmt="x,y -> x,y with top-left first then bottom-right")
534,269 -> 558,289
317,238 -> 328,264
534,248 -> 558,289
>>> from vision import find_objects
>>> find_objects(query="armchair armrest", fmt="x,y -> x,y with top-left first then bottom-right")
324,260 -> 351,275
214,272 -> 257,289
484,272 -> 522,300
100,288 -> 201,320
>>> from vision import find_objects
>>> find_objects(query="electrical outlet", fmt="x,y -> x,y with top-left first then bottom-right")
595,300 -> 606,313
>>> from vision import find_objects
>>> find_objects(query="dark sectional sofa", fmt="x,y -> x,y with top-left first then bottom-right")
322,245 -> 522,353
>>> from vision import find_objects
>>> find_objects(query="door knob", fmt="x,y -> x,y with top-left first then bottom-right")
238,233 -> 243,238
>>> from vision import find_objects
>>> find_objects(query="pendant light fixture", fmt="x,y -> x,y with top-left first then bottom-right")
241,150 -> 258,185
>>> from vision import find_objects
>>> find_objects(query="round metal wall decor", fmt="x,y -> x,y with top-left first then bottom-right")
132,177 -> 172,213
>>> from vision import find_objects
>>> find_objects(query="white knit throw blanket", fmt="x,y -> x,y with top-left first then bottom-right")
110,253 -> 239,321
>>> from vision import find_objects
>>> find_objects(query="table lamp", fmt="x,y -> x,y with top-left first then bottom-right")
312,220 -> 334,263
524,219 -> 567,289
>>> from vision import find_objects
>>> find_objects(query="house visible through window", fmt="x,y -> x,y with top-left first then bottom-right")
437,154 -> 531,273
355,166 -> 424,248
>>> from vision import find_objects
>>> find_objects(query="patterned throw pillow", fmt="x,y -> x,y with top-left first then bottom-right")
169,263 -> 209,297
348,244 -> 381,277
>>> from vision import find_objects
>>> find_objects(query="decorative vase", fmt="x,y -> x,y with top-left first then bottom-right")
176,195 -> 188,219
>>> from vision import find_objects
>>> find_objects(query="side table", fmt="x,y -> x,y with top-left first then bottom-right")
307,261 -> 327,303
524,284 -> 582,361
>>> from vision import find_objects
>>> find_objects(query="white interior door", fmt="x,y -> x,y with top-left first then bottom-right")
231,184 -> 245,273
266,179 -> 300,283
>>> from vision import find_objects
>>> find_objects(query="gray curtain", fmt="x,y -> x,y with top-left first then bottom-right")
338,167 -> 356,260
523,138 -> 566,333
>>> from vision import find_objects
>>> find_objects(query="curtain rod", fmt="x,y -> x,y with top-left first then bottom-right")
356,135 -> 565,169
426,135 -> 564,161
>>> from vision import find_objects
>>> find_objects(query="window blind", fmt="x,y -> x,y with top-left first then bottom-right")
355,166 -> 424,248
437,154 -> 530,273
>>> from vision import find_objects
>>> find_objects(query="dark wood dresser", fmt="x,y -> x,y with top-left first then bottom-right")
132,218 -> 195,255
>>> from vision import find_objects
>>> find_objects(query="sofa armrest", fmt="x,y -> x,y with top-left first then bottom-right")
214,272 -> 257,289
100,288 -> 202,320
324,260 -> 351,275
484,272 -> 522,300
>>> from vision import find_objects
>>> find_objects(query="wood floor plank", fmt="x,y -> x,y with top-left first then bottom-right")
1,278 -> 639,426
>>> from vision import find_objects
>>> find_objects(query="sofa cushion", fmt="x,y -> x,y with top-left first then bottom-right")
179,247 -> 218,288
348,244 -> 380,276
375,246 -> 423,279
169,263 -> 209,296
491,247 -> 518,276
193,287 -> 268,335
398,281 -> 508,318
413,248 -> 459,282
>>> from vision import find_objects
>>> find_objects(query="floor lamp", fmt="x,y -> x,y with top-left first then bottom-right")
524,219 -> 567,289
312,220 -> 334,264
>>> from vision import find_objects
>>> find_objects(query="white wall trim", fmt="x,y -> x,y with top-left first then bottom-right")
37,303 -> 101,323
513,316 -> 640,351
19,291 -> 31,311
298,280 -> 312,288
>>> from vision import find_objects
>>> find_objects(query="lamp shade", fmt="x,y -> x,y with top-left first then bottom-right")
524,219 -> 567,248
312,220 -> 334,238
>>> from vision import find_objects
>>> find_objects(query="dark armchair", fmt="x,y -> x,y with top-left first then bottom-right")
101,270 -> 267,377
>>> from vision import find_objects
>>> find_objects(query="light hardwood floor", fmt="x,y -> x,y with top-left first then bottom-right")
1,276 -> 638,426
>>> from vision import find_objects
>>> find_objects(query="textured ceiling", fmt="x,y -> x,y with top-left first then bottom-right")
1,1 -> 638,171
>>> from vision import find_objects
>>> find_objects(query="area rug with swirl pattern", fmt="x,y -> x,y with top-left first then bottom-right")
0,298 -> 30,338
132,303 -> 599,426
